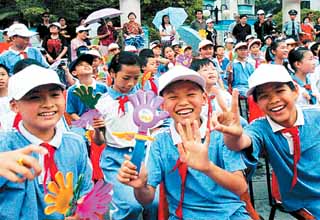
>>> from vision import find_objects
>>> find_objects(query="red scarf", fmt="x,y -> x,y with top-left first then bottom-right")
19,51 -> 28,59
117,96 -> 129,115
41,142 -> 58,194
281,126 -> 301,190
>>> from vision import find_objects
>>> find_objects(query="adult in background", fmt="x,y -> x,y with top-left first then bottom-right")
0,23 -> 48,75
254,10 -> 271,42
0,28 -> 11,54
300,16 -> 315,42
232,14 -> 251,43
36,12 -> 50,43
97,19 -> 118,56
283,9 -> 302,42
190,10 -> 206,31
122,12 -> 144,48
206,18 -> 217,46
159,15 -> 176,48
70,25 -> 90,61
228,14 -> 240,39
42,22 -> 68,64
58,17 -> 73,43
314,17 -> 320,42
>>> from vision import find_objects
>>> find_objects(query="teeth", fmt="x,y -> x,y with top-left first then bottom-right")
270,106 -> 284,112
39,112 -> 55,116
176,109 -> 193,115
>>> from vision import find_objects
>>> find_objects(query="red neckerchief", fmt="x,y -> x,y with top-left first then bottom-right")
19,51 -> 28,59
206,94 -> 215,130
13,113 -> 22,130
117,96 -> 129,115
304,84 -> 312,91
41,142 -> 58,194
171,151 -> 188,220
13,121 -> 58,194
148,77 -> 158,94
255,58 -> 260,69
281,126 -> 301,191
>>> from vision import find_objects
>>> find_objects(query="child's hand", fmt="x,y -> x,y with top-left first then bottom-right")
117,155 -> 148,189
0,145 -> 48,182
302,92 -> 311,101
92,118 -> 105,130
176,120 -> 211,172
211,90 -> 243,137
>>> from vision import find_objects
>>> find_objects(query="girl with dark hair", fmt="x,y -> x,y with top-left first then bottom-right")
265,38 -> 289,65
92,51 -> 158,220
289,47 -> 317,105
159,15 -> 176,48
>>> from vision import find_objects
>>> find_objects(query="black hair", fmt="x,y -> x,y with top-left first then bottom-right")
0,64 -> 9,75
302,16 -> 310,23
214,45 -> 224,55
310,43 -> 320,56
288,47 -> 310,72
139,49 -> 154,67
195,9 -> 202,15
42,12 -> 50,17
161,15 -> 170,30
128,12 -> 136,18
57,17 -> 66,22
109,51 -> 141,74
252,82 -> 296,102
240,14 -> 248,19
265,38 -> 285,62
190,58 -> 216,72
162,45 -> 174,57
13,59 -> 43,74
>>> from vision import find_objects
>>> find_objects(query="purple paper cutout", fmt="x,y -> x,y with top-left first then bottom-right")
71,109 -> 102,128
128,90 -> 169,134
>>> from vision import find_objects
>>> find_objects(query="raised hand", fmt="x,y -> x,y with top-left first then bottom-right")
117,154 -> 148,189
76,180 -> 112,220
73,85 -> 102,109
44,172 -> 74,215
128,90 -> 169,134
176,119 -> 211,172
211,89 -> 243,137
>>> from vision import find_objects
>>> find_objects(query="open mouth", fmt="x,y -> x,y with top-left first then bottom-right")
269,105 -> 285,113
176,108 -> 194,115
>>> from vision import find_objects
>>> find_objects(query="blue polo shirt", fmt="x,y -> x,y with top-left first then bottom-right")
147,119 -> 249,220
66,79 -> 108,117
244,106 -> 320,217
0,47 -> 49,75
0,124 -> 93,220
231,59 -> 254,97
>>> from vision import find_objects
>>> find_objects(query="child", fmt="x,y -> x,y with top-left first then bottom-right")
93,51 -> 158,220
139,49 -> 159,94
213,45 -> 230,87
247,39 -> 266,69
150,40 -> 170,74
217,63 -> 320,218
228,42 -> 254,97
176,45 -> 193,68
261,35 -> 272,55
163,45 -> 176,69
0,64 -> 93,220
288,47 -> 317,105
87,49 -> 112,85
66,53 -> 108,121
265,39 -> 289,65
117,65 -> 249,220
0,64 -> 11,130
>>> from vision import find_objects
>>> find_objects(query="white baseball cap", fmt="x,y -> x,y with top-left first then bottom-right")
49,22 -> 61,29
7,23 -> 37,38
257,9 -> 265,15
245,34 -> 255,41
206,18 -> 214,24
285,38 -> 297,45
247,64 -> 293,96
150,40 -> 161,49
86,49 -> 102,58
198,39 -> 213,50
76,25 -> 90,33
158,65 -> 205,95
225,38 -> 234,44
234,42 -> 248,50
108,43 -> 120,51
248,39 -> 262,49
8,65 -> 65,100
124,45 -> 137,52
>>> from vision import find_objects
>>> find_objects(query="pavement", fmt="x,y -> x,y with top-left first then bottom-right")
251,158 -> 296,220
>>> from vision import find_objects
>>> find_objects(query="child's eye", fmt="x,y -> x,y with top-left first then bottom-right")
122,77 -> 130,80
187,93 -> 196,97
134,77 -> 139,80
258,94 -> 268,100
168,96 -> 177,100
27,95 -> 40,100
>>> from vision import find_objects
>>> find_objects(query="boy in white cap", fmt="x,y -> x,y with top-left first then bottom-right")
117,65 -> 250,220
0,23 -> 49,75
0,64 -> 93,220
217,64 -> 320,218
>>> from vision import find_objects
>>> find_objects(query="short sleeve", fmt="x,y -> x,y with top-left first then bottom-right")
146,137 -> 164,188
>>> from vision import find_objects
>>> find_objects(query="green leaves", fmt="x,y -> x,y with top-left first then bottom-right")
73,85 -> 102,109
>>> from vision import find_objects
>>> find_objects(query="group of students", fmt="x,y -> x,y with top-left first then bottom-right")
0,14 -> 320,220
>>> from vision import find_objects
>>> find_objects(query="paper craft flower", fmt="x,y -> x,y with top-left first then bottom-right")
44,172 -> 74,215
128,90 -> 169,134
73,85 -> 102,109
76,180 -> 113,220
176,54 -> 192,68
198,29 -> 207,40
71,109 -> 102,128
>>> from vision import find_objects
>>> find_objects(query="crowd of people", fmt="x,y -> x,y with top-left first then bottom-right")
0,7 -> 320,220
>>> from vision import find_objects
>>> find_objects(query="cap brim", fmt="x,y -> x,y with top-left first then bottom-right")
69,54 -> 94,72
14,83 -> 65,100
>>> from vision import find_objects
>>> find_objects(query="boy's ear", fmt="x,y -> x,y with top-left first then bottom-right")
202,92 -> 208,106
9,100 -> 19,113
293,83 -> 300,100
71,70 -> 77,77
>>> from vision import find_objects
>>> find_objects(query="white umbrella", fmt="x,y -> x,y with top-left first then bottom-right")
84,8 -> 122,25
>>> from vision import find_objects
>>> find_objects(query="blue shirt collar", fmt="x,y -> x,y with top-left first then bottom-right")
107,86 -> 137,100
